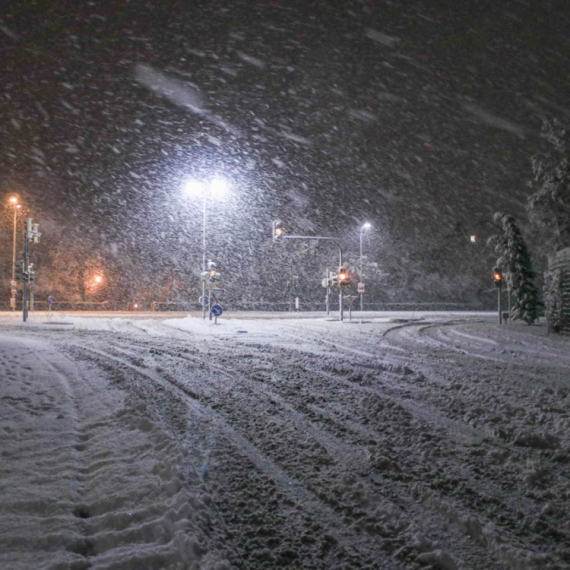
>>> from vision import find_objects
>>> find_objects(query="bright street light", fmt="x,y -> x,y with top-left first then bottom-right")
359,222 -> 372,312
210,177 -> 228,199
183,176 -> 229,319
183,180 -> 205,198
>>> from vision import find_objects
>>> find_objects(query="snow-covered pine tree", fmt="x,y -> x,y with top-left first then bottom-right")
528,119 -> 570,251
488,213 -> 543,325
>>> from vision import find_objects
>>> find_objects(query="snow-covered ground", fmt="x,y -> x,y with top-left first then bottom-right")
1,311 -> 569,569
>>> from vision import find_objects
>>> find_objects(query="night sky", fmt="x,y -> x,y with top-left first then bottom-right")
1,0 -> 570,305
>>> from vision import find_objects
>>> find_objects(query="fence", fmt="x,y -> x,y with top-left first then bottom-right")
2,299 -> 484,313
2,301 -> 131,312
151,300 -> 482,312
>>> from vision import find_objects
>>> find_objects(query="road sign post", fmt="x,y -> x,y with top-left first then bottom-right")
345,295 -> 359,322
210,303 -> 223,324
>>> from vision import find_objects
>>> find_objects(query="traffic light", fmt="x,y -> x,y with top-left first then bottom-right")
14,260 -> 34,282
24,218 -> 41,243
32,224 -> 41,244
493,267 -> 503,287
207,260 -> 220,282
272,220 -> 284,242
14,260 -> 25,282
337,267 -> 349,286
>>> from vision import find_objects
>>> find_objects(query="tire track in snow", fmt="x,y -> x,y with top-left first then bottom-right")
67,339 -> 399,569
0,332 -> 236,570
68,332 -> 511,569
12,322 -> 569,568
217,323 -> 570,569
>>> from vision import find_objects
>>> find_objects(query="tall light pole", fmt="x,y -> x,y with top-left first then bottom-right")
359,222 -> 371,312
184,177 -> 228,319
9,196 -> 21,311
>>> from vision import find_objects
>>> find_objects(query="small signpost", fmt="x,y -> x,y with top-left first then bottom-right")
210,288 -> 223,324
345,295 -> 359,322
210,303 -> 223,323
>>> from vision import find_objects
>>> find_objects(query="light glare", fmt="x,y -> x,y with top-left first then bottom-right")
210,177 -> 228,199
183,177 -> 228,199
183,180 -> 205,197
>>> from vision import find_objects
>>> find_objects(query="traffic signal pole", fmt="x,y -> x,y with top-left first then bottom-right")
11,206 -> 17,311
274,225 -> 344,320
493,267 -> 503,325
497,280 -> 502,325
22,221 -> 31,322
18,219 -> 41,323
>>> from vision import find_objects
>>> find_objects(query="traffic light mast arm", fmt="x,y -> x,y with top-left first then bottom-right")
278,235 -> 343,267
272,221 -> 345,321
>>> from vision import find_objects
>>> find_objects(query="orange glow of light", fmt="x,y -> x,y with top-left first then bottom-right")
94,275 -> 103,284
9,196 -> 18,204
494,273 -> 502,281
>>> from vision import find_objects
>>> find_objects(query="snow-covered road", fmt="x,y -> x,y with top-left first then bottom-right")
1,312 -> 569,569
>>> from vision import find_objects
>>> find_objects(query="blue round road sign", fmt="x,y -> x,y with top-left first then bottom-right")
210,304 -> 223,317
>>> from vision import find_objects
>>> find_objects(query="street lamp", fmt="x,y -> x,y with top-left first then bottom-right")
9,196 -> 21,311
183,176 -> 228,319
359,222 -> 371,312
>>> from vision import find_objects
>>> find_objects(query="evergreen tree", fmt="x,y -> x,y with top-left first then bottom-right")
489,213 -> 543,325
528,119 -> 570,251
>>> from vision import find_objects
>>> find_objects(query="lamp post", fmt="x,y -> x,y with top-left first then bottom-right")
359,222 -> 371,312
9,196 -> 21,311
184,177 -> 228,320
